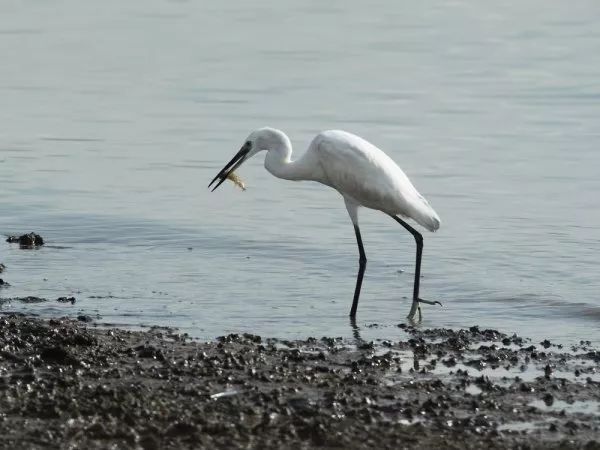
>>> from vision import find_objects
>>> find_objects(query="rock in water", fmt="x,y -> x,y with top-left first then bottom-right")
6,233 -> 44,248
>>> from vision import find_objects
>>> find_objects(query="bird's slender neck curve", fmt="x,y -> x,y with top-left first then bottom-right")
263,138 -> 313,182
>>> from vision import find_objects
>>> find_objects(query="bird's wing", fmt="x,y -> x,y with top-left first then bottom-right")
313,130 -> 415,208
312,130 -> 440,231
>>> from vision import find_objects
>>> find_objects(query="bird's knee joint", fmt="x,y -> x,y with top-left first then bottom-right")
359,256 -> 367,264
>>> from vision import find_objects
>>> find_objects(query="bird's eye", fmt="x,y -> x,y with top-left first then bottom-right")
245,141 -> 251,148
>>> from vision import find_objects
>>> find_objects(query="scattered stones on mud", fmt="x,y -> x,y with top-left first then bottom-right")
0,263 -> 5,273
6,232 -> 44,248
0,314 -> 598,450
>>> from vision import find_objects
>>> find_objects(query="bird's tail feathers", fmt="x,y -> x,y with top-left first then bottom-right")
406,198 -> 441,232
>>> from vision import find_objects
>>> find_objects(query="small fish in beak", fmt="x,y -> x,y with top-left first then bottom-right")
227,172 -> 246,191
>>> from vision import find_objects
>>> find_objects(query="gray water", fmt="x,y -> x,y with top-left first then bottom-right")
1,0 -> 599,344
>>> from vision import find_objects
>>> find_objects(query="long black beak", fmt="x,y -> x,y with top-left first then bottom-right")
208,142 -> 251,192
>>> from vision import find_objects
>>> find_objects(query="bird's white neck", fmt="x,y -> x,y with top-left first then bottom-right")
263,142 -> 317,182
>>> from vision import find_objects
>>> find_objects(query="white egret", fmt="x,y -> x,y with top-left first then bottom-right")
209,127 -> 441,320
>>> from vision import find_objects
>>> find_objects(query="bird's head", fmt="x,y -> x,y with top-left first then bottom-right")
208,127 -> 289,191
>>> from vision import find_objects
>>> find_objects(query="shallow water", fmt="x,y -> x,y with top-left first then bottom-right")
1,1 -> 599,343
528,399 -> 600,417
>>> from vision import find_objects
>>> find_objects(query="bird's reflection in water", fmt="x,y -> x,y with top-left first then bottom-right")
349,316 -> 364,346
350,311 -> 424,348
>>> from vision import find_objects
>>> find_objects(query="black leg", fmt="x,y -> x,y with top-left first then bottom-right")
349,224 -> 367,317
392,216 -> 441,319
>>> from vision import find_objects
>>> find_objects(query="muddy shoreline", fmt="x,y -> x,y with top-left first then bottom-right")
0,314 -> 598,449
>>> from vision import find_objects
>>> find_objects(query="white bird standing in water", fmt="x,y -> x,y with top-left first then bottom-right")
209,127 -> 441,320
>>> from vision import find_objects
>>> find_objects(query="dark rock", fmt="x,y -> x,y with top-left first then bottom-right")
39,346 -> 78,365
442,356 -> 457,367
135,344 -> 165,361
6,232 -> 44,248
565,420 -> 579,430
165,421 -> 199,437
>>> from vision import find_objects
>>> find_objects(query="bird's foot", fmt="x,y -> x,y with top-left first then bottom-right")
417,298 -> 443,306
407,298 -> 442,322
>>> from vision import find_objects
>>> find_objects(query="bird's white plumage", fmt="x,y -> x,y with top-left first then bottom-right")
309,130 -> 440,231
247,127 -> 440,232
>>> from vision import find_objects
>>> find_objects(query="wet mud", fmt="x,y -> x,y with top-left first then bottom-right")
0,314 -> 598,449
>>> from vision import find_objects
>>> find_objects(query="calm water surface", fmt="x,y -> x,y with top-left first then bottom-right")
1,1 -> 599,344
